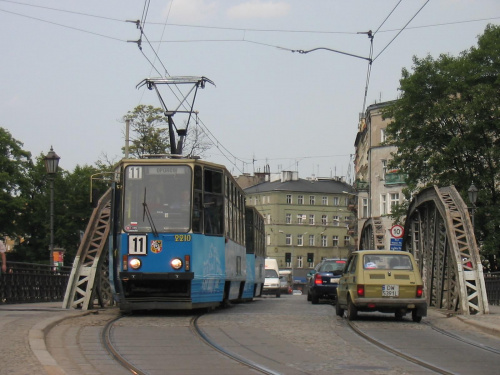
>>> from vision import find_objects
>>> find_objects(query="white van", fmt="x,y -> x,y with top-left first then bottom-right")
263,258 -> 281,298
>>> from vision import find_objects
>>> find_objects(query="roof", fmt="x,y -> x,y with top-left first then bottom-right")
244,178 -> 355,195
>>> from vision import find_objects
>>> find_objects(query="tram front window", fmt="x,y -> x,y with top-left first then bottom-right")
123,165 -> 192,233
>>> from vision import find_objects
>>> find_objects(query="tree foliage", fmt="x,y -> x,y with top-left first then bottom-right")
123,105 -> 170,158
122,104 -> 211,159
0,128 -> 32,237
384,24 -> 500,257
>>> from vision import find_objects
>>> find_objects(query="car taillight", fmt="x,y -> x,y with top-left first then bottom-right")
185,255 -> 190,271
357,284 -> 365,297
314,273 -> 323,285
416,285 -> 423,298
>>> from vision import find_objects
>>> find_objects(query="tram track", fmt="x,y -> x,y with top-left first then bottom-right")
101,311 -> 280,375
346,316 -> 500,375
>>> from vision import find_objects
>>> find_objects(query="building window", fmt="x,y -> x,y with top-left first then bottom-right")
332,215 -> 340,226
390,193 -> 400,213
382,160 -> 387,180
322,196 -> 328,205
381,194 -> 387,215
362,198 -> 369,218
321,215 -> 327,225
285,234 -> 292,245
321,235 -> 327,247
332,235 -> 339,247
309,234 -> 315,246
309,214 -> 315,225
297,256 -> 303,268
297,214 -> 304,225
286,213 -> 291,224
297,195 -> 304,205
344,236 -> 351,246
333,197 -> 339,206
286,194 -> 292,204
381,128 -> 386,143
309,195 -> 315,205
297,234 -> 303,246
266,234 -> 271,245
266,214 -> 271,224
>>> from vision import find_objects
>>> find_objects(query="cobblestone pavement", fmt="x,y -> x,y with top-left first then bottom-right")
0,298 -> 499,374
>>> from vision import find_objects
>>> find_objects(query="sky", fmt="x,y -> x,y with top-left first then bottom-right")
1,0 -> 499,182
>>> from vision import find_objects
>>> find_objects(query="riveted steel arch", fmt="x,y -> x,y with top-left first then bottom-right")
403,186 -> 488,315
359,217 -> 386,251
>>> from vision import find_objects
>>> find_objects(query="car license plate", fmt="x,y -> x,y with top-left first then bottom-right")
382,284 -> 399,297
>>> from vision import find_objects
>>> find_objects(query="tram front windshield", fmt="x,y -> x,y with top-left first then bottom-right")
123,165 -> 192,233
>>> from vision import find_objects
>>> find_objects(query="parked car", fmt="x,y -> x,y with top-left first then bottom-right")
336,250 -> 427,322
307,259 -> 346,304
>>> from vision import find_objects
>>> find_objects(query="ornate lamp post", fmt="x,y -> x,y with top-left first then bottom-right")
44,147 -> 60,268
468,183 -> 478,228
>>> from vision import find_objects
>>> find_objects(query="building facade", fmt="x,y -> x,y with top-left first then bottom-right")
354,101 -> 407,250
243,171 -> 356,279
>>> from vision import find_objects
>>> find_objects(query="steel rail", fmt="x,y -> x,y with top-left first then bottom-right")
425,321 -> 500,355
346,320 -> 454,375
191,314 -> 281,375
101,315 -> 146,375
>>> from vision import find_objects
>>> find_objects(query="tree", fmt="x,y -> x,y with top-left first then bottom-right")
122,104 -> 211,159
123,105 -> 170,158
0,128 -> 32,237
384,24 -> 500,259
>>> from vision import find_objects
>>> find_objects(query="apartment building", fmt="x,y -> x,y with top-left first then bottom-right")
243,171 -> 356,279
354,101 -> 407,250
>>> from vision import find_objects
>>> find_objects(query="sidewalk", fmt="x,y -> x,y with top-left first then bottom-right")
0,302 -> 93,375
0,302 -> 499,374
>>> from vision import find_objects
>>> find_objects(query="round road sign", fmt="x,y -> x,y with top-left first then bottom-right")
390,225 -> 404,238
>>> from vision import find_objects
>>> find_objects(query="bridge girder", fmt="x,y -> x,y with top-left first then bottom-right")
359,185 -> 488,315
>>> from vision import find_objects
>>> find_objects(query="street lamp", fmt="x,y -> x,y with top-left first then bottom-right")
468,183 -> 478,228
44,147 -> 60,269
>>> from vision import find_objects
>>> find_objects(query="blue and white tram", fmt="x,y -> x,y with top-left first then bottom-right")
109,157 -> 265,311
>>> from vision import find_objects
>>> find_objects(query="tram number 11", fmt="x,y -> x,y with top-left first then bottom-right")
129,235 -> 147,255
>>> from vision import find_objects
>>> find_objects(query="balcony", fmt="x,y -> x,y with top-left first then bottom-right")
385,171 -> 407,185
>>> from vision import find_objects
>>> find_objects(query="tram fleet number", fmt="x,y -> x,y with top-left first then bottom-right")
129,234 -> 192,255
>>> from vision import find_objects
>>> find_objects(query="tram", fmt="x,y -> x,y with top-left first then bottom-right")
108,157 -> 265,312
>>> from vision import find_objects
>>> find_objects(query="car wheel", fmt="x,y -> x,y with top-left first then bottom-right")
395,310 -> 404,321
346,297 -> 357,321
412,310 -> 422,323
311,294 -> 319,304
336,300 -> 344,317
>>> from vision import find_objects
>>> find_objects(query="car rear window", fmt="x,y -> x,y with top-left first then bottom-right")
363,254 -> 413,270
319,261 -> 346,272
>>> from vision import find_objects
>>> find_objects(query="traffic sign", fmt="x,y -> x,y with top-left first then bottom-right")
390,225 -> 404,238
390,238 -> 403,250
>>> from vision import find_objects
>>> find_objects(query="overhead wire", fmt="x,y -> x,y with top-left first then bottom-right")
1,0 -> 490,174
373,0 -> 431,63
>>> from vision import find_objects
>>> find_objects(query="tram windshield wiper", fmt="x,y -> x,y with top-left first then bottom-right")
142,188 -> 159,237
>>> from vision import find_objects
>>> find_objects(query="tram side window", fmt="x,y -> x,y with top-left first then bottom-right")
204,169 -> 223,235
192,166 -> 203,233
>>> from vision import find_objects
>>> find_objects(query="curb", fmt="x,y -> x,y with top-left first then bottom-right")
29,310 -> 97,375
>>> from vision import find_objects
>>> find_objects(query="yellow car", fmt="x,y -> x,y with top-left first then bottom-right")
336,250 -> 427,322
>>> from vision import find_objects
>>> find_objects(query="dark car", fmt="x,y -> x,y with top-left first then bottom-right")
307,259 -> 346,304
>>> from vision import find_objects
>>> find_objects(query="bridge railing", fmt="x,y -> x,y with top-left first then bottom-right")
2,261 -> 500,308
0,261 -> 71,304
484,272 -> 500,306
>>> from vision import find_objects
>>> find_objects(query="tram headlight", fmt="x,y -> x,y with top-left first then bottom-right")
129,258 -> 142,270
171,258 -> 183,270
